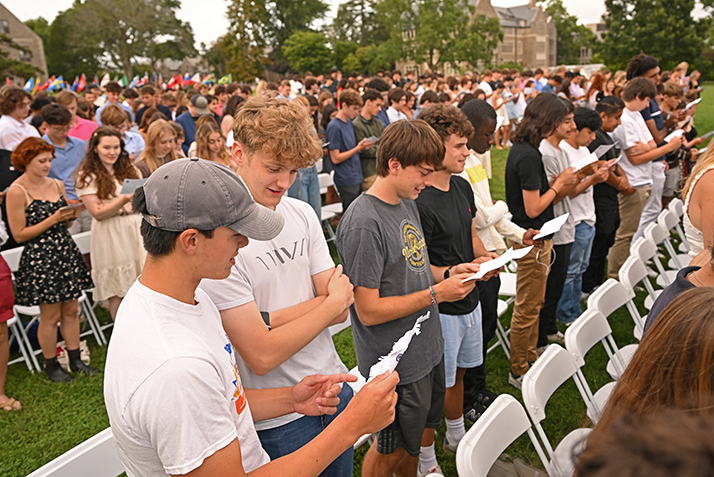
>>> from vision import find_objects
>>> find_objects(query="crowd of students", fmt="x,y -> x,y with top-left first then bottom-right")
0,54 -> 711,477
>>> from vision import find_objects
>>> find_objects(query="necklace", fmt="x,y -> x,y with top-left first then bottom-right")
692,270 -> 706,287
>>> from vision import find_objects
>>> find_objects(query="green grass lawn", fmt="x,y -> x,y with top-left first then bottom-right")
4,85 -> 714,476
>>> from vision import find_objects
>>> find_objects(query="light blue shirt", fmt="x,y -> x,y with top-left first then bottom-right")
96,101 -> 135,126
124,131 -> 145,160
43,134 -> 87,200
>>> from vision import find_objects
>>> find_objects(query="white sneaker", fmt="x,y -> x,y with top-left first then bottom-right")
443,433 -> 460,453
418,464 -> 444,477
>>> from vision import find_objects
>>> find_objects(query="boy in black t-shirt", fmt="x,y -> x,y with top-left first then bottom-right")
504,93 -> 577,388
415,105 -> 500,473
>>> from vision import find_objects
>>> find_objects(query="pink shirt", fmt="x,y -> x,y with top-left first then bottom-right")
69,116 -> 98,141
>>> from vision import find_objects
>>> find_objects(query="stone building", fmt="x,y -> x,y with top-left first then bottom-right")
0,3 -> 48,80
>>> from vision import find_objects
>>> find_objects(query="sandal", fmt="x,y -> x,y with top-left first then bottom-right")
0,398 -> 22,412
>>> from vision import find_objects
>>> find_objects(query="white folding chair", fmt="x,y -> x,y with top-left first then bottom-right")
456,394 -> 548,477
643,222 -> 677,287
657,209 -> 692,269
618,255 -> 656,339
26,427 -> 125,477
6,315 -> 36,373
346,366 -> 374,449
630,237 -> 664,312
318,172 -> 342,243
487,299 -> 511,359
564,309 -> 620,424
668,198 -> 691,253
498,272 -> 517,305
0,245 -> 23,275
521,345 -> 591,477
586,279 -> 639,379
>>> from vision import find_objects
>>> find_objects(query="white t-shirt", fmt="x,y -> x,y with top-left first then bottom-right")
478,81 -> 493,99
386,107 -> 408,123
200,197 -> 347,430
610,107 -> 654,188
104,280 -> 270,477
0,114 -> 40,151
560,141 -> 596,226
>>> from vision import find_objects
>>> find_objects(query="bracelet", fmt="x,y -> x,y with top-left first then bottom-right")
549,187 -> 559,196
429,285 -> 438,307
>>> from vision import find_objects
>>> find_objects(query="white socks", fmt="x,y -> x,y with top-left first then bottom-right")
418,444 -> 437,475
445,415 -> 466,444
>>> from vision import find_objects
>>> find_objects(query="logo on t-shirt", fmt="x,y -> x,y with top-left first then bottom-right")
225,335 -> 247,415
401,220 -> 426,271
253,237 -> 307,271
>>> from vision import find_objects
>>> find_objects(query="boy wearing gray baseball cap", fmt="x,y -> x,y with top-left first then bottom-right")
104,158 -> 398,476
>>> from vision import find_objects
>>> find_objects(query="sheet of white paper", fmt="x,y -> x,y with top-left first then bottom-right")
120,178 -> 148,195
683,97 -> 702,112
631,180 -> 653,188
496,115 -> 504,130
572,152 -> 598,172
699,147 -> 707,154
464,250 -> 512,281
664,129 -> 685,143
533,213 -> 570,240
699,131 -> 713,140
593,143 -> 615,158
510,245 -> 534,260
367,312 -> 431,382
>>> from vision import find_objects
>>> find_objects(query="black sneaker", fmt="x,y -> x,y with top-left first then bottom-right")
464,401 -> 487,423
476,389 -> 498,408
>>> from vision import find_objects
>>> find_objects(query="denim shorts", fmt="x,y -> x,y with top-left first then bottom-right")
440,305 -> 483,387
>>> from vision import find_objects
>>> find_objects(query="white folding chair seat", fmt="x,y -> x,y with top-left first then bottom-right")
318,172 -> 342,243
456,394 -> 548,477
522,345 -> 591,477
71,231 -> 92,255
586,279 -> 639,378
630,237 -> 667,312
0,245 -> 23,273
346,366 -> 373,449
26,427 -> 125,477
564,309 -> 622,423
643,222 -> 677,287
656,210 -> 691,269
498,272 -> 517,305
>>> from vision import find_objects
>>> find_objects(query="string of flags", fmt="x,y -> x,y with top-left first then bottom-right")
15,72 -> 233,95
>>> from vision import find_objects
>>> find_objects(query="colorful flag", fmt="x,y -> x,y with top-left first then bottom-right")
70,76 -> 79,91
218,74 -> 232,85
119,75 -> 128,87
47,75 -> 64,92
100,73 -> 110,87
167,75 -> 177,89
23,77 -> 35,92
158,74 -> 163,89
128,75 -> 140,89
137,73 -> 148,87
93,74 -> 99,85
39,76 -> 55,91
150,72 -> 157,84
183,73 -> 201,88
5,78 -> 12,86
77,74 -> 87,93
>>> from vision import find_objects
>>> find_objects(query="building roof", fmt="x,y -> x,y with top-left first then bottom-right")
492,4 -> 539,28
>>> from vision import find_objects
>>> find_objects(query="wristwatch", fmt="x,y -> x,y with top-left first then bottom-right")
444,266 -> 453,280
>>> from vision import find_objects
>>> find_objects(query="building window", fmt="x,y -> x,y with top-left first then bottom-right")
535,22 -> 545,36
536,42 -> 545,53
19,51 -> 31,62
501,41 -> 513,53
517,41 -> 523,55
0,20 -> 8,34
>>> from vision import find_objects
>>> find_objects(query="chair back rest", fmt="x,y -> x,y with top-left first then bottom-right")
522,345 -> 578,424
657,209 -> 678,231
456,394 -> 534,477
669,197 -> 684,218
631,236 -> 657,262
71,231 -> 92,255
0,246 -> 23,273
618,255 -> 648,294
587,278 -> 633,318
318,172 -> 334,190
27,428 -> 125,477
644,221 -> 667,245
565,309 -> 612,368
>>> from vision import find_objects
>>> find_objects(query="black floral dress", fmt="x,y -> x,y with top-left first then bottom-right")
12,182 -> 93,306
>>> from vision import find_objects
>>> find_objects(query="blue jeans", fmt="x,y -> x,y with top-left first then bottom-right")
257,384 -> 354,476
556,221 -> 596,324
287,165 -> 321,221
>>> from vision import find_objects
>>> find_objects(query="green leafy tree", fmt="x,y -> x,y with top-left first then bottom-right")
43,7 -> 103,78
377,0 -> 502,72
599,0 -> 708,71
24,17 -> 51,46
539,0 -> 596,64
333,41 -> 360,71
0,34 -> 38,78
282,31 -> 333,74
331,0 -> 389,46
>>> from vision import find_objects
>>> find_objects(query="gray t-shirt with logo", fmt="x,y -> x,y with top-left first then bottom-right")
336,194 -> 443,385
540,139 -> 575,245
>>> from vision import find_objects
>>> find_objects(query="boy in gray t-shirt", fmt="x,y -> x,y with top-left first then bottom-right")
337,119 -> 477,476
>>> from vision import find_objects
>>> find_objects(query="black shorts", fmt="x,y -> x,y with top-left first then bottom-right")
375,357 -> 446,457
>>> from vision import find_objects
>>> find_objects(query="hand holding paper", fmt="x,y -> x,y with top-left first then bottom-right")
461,246 -> 534,282
367,312 -> 431,382
664,129 -> 685,143
572,152 -> 598,172
682,97 -> 702,112
533,213 -> 569,240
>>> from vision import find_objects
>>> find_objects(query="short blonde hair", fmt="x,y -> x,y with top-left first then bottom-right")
233,97 -> 322,169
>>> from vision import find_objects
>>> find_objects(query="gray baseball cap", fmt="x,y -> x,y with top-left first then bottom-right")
191,94 -> 210,115
142,158 -> 284,241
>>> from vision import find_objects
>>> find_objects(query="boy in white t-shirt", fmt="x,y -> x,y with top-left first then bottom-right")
104,158 -> 399,476
556,108 -> 610,324
607,77 -> 682,278
198,97 -> 357,476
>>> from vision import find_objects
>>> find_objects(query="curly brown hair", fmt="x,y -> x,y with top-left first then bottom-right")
417,104 -> 475,143
76,127 -> 139,200
0,85 -> 31,116
233,97 -> 322,169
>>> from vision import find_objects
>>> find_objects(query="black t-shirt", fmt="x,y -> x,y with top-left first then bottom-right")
588,129 -> 620,211
135,103 -> 173,125
643,266 -> 699,335
416,176 -> 480,315
505,141 -> 554,230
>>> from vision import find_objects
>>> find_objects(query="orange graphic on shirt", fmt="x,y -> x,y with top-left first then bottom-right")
233,362 -> 247,415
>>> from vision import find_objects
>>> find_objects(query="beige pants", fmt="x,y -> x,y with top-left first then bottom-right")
509,239 -> 553,376
607,186 -> 651,279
